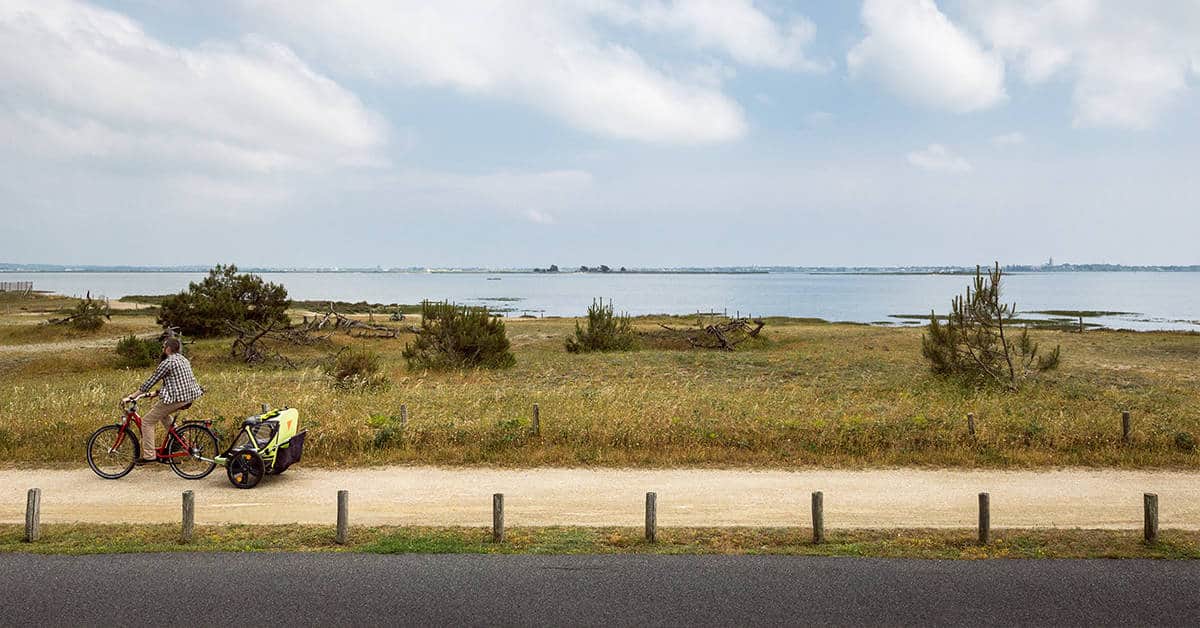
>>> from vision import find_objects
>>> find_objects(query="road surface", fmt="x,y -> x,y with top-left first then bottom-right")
1,553 -> 1197,626
3,466 -> 1199,528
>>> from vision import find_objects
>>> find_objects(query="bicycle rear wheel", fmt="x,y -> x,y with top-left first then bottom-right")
87,425 -> 138,479
168,424 -> 219,480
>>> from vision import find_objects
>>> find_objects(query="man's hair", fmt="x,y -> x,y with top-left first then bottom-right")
163,337 -> 182,354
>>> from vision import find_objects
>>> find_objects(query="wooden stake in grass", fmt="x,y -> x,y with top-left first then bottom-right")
978,492 -> 990,545
1122,411 -> 1131,442
1144,493 -> 1158,543
967,413 -> 976,437
811,491 -> 824,544
645,492 -> 657,542
400,404 -> 408,430
532,403 -> 540,436
24,488 -> 40,543
336,490 -> 349,545
181,490 -> 194,544
493,493 -> 505,543
261,402 -> 270,413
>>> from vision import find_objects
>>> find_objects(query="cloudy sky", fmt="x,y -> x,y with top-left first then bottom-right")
2,0 -> 1198,268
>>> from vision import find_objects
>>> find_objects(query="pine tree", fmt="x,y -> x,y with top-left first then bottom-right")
921,262 -> 1060,389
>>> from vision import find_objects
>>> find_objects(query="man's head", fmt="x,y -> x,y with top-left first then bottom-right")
163,337 -> 181,355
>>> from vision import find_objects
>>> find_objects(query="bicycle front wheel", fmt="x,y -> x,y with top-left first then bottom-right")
87,425 -> 138,479
168,424 -> 218,480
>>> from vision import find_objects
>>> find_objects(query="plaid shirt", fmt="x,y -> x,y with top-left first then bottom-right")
139,353 -> 203,405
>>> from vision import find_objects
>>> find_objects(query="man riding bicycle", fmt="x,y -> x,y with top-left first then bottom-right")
123,336 -> 203,464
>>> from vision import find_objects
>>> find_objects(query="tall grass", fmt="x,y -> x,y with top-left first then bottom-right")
1,310 -> 1198,468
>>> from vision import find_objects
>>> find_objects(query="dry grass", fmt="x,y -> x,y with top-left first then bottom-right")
2,524 -> 1199,558
1,293 -> 1199,468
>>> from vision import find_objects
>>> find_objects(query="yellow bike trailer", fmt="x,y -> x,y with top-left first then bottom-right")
214,407 -> 306,489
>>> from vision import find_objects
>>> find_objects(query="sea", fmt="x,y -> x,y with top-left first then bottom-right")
3,271 -> 1198,331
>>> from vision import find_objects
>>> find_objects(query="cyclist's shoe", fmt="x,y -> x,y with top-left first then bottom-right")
135,457 -> 157,466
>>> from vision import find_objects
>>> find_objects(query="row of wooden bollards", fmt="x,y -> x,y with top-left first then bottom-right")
19,488 -> 1166,545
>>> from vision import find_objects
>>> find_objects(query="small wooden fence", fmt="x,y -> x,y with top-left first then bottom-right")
0,281 -> 33,293
20,487 -> 1166,546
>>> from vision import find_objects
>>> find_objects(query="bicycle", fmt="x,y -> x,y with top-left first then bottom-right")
86,392 -> 219,480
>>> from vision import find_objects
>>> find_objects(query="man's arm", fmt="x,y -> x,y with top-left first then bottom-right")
137,359 -> 171,394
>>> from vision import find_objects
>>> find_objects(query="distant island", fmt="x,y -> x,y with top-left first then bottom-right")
2,262 -> 1198,274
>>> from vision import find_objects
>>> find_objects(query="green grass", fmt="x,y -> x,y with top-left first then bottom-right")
2,293 -> 1200,468
3,524 -> 1199,558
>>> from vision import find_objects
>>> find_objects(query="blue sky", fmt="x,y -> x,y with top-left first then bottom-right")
2,1 -> 1198,268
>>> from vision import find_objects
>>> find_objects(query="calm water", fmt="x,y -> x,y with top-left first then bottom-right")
4,271 -> 1198,331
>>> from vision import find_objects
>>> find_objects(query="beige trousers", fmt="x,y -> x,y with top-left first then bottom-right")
140,400 -> 190,460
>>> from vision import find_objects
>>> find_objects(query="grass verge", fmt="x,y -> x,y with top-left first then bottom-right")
2,525 -> 1199,559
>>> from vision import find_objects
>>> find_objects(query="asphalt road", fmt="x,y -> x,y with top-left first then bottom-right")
2,554 -> 1197,627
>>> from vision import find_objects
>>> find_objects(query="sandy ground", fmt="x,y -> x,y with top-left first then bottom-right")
2,466 -> 1198,529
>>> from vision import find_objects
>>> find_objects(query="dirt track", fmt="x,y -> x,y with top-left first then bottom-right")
3,466 -> 1198,529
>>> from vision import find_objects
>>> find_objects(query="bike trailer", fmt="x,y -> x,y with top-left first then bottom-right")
215,407 -> 306,489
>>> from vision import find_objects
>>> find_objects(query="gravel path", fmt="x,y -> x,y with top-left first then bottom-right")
3,466 -> 1198,528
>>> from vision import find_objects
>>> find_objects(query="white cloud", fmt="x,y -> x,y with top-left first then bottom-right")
964,0 -> 1200,129
906,144 -> 972,173
847,0 -> 1007,113
595,0 -> 828,72
236,1 -> 822,144
992,131 -> 1026,146
0,0 -> 387,173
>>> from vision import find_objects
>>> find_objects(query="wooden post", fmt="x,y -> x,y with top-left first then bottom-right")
400,404 -> 408,430
978,492 -> 990,545
336,490 -> 349,545
1144,493 -> 1159,543
493,493 -> 505,543
645,492 -> 657,542
261,402 -> 270,413
24,488 -> 40,543
181,490 -> 195,543
811,491 -> 824,544
532,403 -> 540,436
1122,411 -> 1131,442
967,413 -> 976,437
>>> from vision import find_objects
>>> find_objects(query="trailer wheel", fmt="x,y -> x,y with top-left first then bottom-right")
227,449 -> 265,489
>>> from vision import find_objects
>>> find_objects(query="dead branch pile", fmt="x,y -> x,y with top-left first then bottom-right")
299,304 -> 411,338
643,317 -> 765,351
226,320 -> 306,367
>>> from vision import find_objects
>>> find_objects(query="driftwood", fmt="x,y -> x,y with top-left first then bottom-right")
226,320 -> 299,367
652,317 -> 765,351
299,304 -> 411,338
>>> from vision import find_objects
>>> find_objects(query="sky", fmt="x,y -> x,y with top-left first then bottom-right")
1,0 -> 1198,268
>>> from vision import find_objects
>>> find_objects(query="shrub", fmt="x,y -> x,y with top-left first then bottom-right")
565,298 -> 636,353
326,348 -> 389,390
115,335 -> 161,367
1175,431 -> 1196,452
921,263 -> 1060,390
402,301 -> 515,370
63,293 -> 108,331
158,264 -> 290,338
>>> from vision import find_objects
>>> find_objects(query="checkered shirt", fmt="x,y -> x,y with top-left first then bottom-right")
139,353 -> 204,405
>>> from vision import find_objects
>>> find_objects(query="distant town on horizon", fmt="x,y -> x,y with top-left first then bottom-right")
3,262 -> 1199,274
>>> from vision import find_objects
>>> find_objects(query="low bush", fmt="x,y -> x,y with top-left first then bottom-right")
565,298 -> 636,353
403,301 -> 515,370
326,348 -> 389,390
115,335 -> 161,367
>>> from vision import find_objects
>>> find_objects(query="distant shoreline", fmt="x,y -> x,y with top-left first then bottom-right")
3,265 -> 1199,275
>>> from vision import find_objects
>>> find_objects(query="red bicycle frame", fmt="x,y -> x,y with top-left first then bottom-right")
113,401 -> 212,460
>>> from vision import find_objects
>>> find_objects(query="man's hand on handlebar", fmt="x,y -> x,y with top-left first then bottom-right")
122,391 -> 157,404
